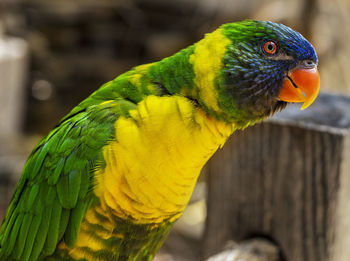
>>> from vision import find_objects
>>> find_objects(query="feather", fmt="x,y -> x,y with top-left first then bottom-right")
64,198 -> 91,247
13,213 -> 33,259
5,212 -> 24,255
48,157 -> 65,185
20,212 -> 42,261
24,184 -> 39,212
43,198 -> 62,255
57,208 -> 70,241
29,206 -> 52,260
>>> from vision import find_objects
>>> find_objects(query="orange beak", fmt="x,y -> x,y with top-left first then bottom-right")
279,67 -> 320,110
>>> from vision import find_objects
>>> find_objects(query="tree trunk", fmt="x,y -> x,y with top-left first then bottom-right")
203,93 -> 350,261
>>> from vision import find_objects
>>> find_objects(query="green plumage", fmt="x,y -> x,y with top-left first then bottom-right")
0,97 -> 136,260
0,20 -> 318,260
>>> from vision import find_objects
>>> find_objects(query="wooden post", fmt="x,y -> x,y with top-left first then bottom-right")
203,93 -> 350,261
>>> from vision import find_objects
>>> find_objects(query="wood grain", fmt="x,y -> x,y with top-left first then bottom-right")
203,93 -> 350,261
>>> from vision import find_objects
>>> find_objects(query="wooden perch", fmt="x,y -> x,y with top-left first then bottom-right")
203,93 -> 350,261
206,239 -> 280,261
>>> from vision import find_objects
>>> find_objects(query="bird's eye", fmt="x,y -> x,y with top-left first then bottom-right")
263,41 -> 277,55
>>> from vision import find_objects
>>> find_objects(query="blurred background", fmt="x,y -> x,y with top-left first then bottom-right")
0,0 -> 349,260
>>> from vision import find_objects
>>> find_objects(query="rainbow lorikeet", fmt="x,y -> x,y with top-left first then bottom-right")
0,20 -> 319,260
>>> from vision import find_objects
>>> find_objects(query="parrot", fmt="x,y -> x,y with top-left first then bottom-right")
0,20 -> 320,260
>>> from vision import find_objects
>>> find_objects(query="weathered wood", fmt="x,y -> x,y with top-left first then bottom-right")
206,239 -> 280,261
203,93 -> 350,261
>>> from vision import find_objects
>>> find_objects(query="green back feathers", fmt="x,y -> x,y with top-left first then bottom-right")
0,46 -> 198,259
0,31 -> 229,259
147,46 -> 196,96
0,99 -> 136,260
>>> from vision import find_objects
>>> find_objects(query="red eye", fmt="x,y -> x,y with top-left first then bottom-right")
263,41 -> 277,54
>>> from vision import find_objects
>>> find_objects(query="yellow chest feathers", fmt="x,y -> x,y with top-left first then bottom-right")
95,95 -> 233,224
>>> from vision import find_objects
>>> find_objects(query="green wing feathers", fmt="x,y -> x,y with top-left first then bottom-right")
0,97 -> 136,261
0,42 -> 197,261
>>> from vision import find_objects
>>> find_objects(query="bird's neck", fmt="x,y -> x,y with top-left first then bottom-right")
96,27 -> 236,124
147,28 -> 232,119
94,95 -> 233,225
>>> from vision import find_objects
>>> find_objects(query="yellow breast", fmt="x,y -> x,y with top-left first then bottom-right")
95,95 -> 233,224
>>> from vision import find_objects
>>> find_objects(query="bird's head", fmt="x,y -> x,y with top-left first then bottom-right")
193,20 -> 320,128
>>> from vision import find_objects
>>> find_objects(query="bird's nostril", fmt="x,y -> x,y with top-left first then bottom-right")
302,59 -> 316,68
